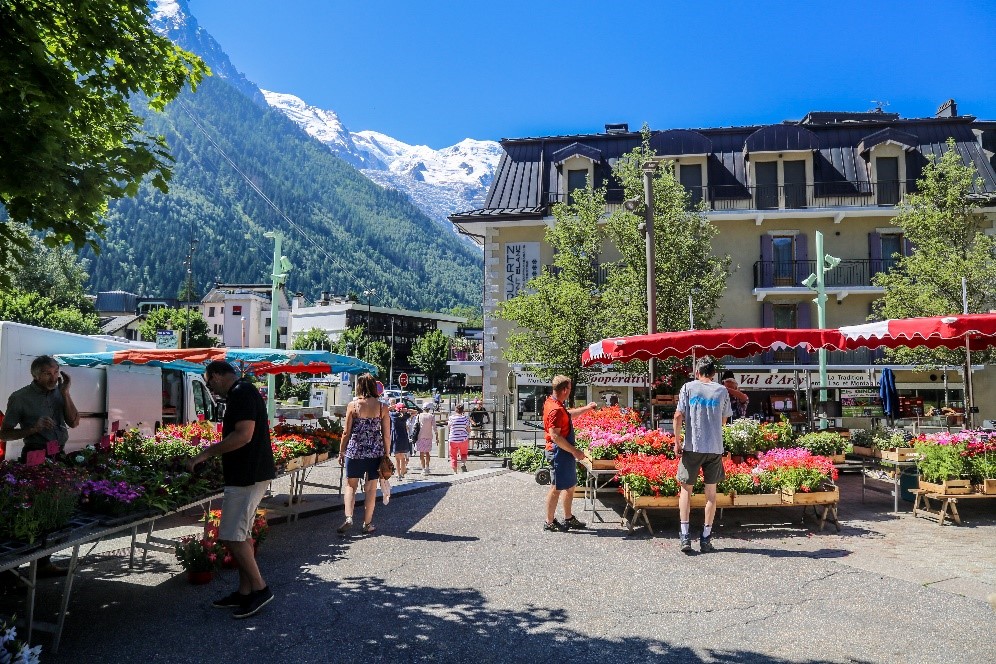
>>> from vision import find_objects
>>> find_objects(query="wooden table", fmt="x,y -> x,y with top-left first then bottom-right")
911,489 -> 996,526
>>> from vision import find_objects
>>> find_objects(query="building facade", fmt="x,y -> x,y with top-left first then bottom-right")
288,294 -> 465,388
200,284 -> 290,349
450,102 -> 996,424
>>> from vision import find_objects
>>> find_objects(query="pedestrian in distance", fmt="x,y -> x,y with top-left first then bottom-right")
0,355 -> 81,577
337,373 -> 391,535
543,375 -> 597,532
673,356 -> 733,554
721,370 -> 749,419
414,402 -> 436,476
447,403 -> 470,473
187,361 -> 276,618
389,401 -> 414,480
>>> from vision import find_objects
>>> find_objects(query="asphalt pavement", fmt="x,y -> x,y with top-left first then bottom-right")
20,470 -> 996,663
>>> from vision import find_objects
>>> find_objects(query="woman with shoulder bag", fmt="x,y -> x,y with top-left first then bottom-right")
337,374 -> 391,535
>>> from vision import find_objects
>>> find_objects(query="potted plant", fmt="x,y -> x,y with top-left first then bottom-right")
723,419 -> 760,460
0,617 -> 41,663
795,432 -> 847,463
451,337 -> 472,360
913,439 -> 972,494
174,535 -> 223,584
0,461 -> 82,544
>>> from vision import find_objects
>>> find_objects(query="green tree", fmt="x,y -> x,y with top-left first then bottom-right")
448,304 -> 483,328
410,329 -> 451,389
0,291 -> 99,334
872,138 -> 996,367
494,186 -> 606,399
362,341 -> 390,381
0,0 -> 208,284
292,328 -> 332,351
604,132 -> 730,338
139,307 -> 214,348
331,326 -> 369,357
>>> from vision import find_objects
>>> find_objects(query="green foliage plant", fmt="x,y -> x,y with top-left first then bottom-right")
509,445 -> 547,473
914,441 -> 970,483
0,0 -> 208,284
139,307 -> 214,348
795,432 -> 846,456
410,329 -> 451,390
292,328 -> 332,351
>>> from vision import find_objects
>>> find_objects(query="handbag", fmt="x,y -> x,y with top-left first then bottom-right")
411,416 -> 421,442
378,455 -> 395,480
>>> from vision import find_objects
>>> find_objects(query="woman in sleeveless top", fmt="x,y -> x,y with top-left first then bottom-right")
337,373 -> 390,535
448,403 -> 471,473
414,403 -> 437,476
389,401 -> 415,480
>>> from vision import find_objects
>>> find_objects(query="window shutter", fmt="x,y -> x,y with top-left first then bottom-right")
795,233 -> 808,285
796,302 -> 812,363
868,231 -> 882,273
760,235 -> 773,287
761,302 -> 774,363
903,237 -> 914,256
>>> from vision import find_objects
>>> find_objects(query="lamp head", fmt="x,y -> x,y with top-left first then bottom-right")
279,256 -> 293,273
824,255 -> 841,270
624,198 -> 641,212
801,273 -> 818,289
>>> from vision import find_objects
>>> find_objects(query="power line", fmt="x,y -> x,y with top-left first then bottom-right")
174,100 -> 370,294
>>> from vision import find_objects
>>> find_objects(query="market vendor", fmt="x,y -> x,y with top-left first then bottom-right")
721,370 -> 749,419
0,355 -> 80,577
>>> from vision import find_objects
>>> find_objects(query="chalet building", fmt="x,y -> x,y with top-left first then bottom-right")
450,101 -> 996,424
200,284 -> 291,349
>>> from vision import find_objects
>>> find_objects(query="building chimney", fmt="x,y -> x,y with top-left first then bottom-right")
936,99 -> 957,118
319,290 -> 330,305
604,123 -> 629,134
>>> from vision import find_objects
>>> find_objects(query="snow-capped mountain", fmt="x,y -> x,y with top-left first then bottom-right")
262,90 -> 502,230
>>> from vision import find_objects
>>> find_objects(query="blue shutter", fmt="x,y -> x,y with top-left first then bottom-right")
761,302 -> 774,363
796,302 -> 812,363
760,235 -> 773,287
869,232 -> 882,276
795,233 -> 808,285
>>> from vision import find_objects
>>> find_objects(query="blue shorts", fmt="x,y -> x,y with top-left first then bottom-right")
344,456 -> 380,482
547,447 -> 578,490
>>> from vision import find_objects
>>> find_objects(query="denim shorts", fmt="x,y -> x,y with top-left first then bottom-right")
547,447 -> 578,490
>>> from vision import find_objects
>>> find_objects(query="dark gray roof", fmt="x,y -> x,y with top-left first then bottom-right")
95,290 -> 138,314
551,142 -> 602,164
455,112 -> 996,221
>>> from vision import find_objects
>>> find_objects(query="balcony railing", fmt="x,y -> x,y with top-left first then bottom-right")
753,259 -> 899,289
545,263 -> 611,287
450,344 -> 484,362
546,181 -> 914,214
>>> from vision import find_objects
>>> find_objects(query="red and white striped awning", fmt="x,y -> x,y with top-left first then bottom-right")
836,313 -> 996,351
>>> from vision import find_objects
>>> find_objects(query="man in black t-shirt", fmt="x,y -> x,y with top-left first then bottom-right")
188,361 -> 276,619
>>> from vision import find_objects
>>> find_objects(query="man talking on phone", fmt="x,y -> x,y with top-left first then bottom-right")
1,355 -> 80,577
1,355 -> 80,462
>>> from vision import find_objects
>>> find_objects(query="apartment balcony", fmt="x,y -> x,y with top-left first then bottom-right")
753,259 -> 899,289
545,263 -> 612,287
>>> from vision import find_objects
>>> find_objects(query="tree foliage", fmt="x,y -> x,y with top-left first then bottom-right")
363,341 -> 390,381
0,223 -> 99,333
138,307 -> 214,348
292,328 -> 332,351
448,304 -> 483,328
872,138 -> 996,367
495,186 -> 607,397
410,329 -> 451,389
0,0 -> 208,283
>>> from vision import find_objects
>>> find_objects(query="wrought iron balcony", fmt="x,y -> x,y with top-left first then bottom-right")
545,263 -> 612,287
753,259 -> 898,289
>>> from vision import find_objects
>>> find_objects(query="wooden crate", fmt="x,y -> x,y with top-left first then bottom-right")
782,486 -> 840,505
285,457 -> 304,472
315,452 -> 330,464
733,492 -> 783,507
983,479 -> 996,495
585,454 -> 618,470
918,478 -> 973,495
880,448 -> 916,462
830,454 -> 846,464
851,446 -> 876,458
625,488 -> 734,509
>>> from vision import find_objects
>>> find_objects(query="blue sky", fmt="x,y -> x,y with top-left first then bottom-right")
190,0 -> 996,149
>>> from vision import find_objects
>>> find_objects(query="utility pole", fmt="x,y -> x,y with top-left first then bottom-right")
389,315 -> 395,387
263,231 -> 292,422
962,277 -> 975,429
183,237 -> 198,348
803,231 -> 840,429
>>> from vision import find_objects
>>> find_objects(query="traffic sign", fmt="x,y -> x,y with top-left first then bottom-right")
398,373 -> 408,388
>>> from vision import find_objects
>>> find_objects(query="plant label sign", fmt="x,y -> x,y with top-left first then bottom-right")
111,420 -> 120,433
99,434 -> 112,451
25,450 -> 46,466
46,440 -> 60,456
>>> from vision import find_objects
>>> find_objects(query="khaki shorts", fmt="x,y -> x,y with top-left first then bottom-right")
677,451 -> 725,486
219,481 -> 269,542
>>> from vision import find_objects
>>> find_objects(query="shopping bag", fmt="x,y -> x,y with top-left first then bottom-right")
379,477 -> 391,505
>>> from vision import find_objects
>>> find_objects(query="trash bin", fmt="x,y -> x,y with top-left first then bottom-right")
899,468 -> 918,502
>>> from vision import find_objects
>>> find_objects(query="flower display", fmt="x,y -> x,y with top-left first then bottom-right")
911,429 -> 996,484
79,479 -> 146,516
155,421 -> 221,446
174,534 -> 225,573
0,460 -> 83,543
756,448 -> 838,493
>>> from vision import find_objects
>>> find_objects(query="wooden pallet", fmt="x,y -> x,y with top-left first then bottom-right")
782,486 -> 840,505
918,478 -> 972,495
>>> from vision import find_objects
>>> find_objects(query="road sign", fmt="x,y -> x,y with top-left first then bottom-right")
156,330 -> 178,349
398,373 -> 408,388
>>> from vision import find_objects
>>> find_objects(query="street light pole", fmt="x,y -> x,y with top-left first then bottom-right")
183,237 -> 198,348
389,315 -> 395,388
642,163 -> 658,427
803,230 -> 840,429
240,316 -> 246,348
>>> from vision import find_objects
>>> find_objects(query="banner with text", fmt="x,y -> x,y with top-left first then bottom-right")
504,242 -> 540,299
733,372 -> 877,390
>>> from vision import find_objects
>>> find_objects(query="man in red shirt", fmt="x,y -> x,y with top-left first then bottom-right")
543,375 -> 597,532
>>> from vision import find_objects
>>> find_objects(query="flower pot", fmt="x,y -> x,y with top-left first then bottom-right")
187,570 -> 214,585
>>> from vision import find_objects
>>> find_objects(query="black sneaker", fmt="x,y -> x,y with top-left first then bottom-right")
563,515 -> 587,530
699,535 -> 716,553
232,586 -> 273,619
543,519 -> 567,532
212,591 -> 249,609
679,535 -> 693,553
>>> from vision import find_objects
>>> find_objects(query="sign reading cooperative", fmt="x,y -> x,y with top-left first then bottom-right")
734,372 -> 877,390
504,242 -> 540,299
514,371 -> 648,387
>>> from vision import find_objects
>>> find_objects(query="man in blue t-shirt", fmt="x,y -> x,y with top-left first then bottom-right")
188,361 -> 276,619
673,356 -> 732,554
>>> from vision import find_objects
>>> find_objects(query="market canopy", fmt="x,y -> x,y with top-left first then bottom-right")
835,313 -> 996,352
55,348 -> 378,376
582,328 -> 841,366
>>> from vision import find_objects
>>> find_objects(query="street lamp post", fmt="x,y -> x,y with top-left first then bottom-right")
183,238 -> 198,348
363,288 -> 376,340
626,161 -> 660,427
803,230 -> 840,429
388,316 -> 395,388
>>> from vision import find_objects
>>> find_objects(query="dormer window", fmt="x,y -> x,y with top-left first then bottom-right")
875,156 -> 900,205
678,163 -> 703,206
567,169 -> 588,203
